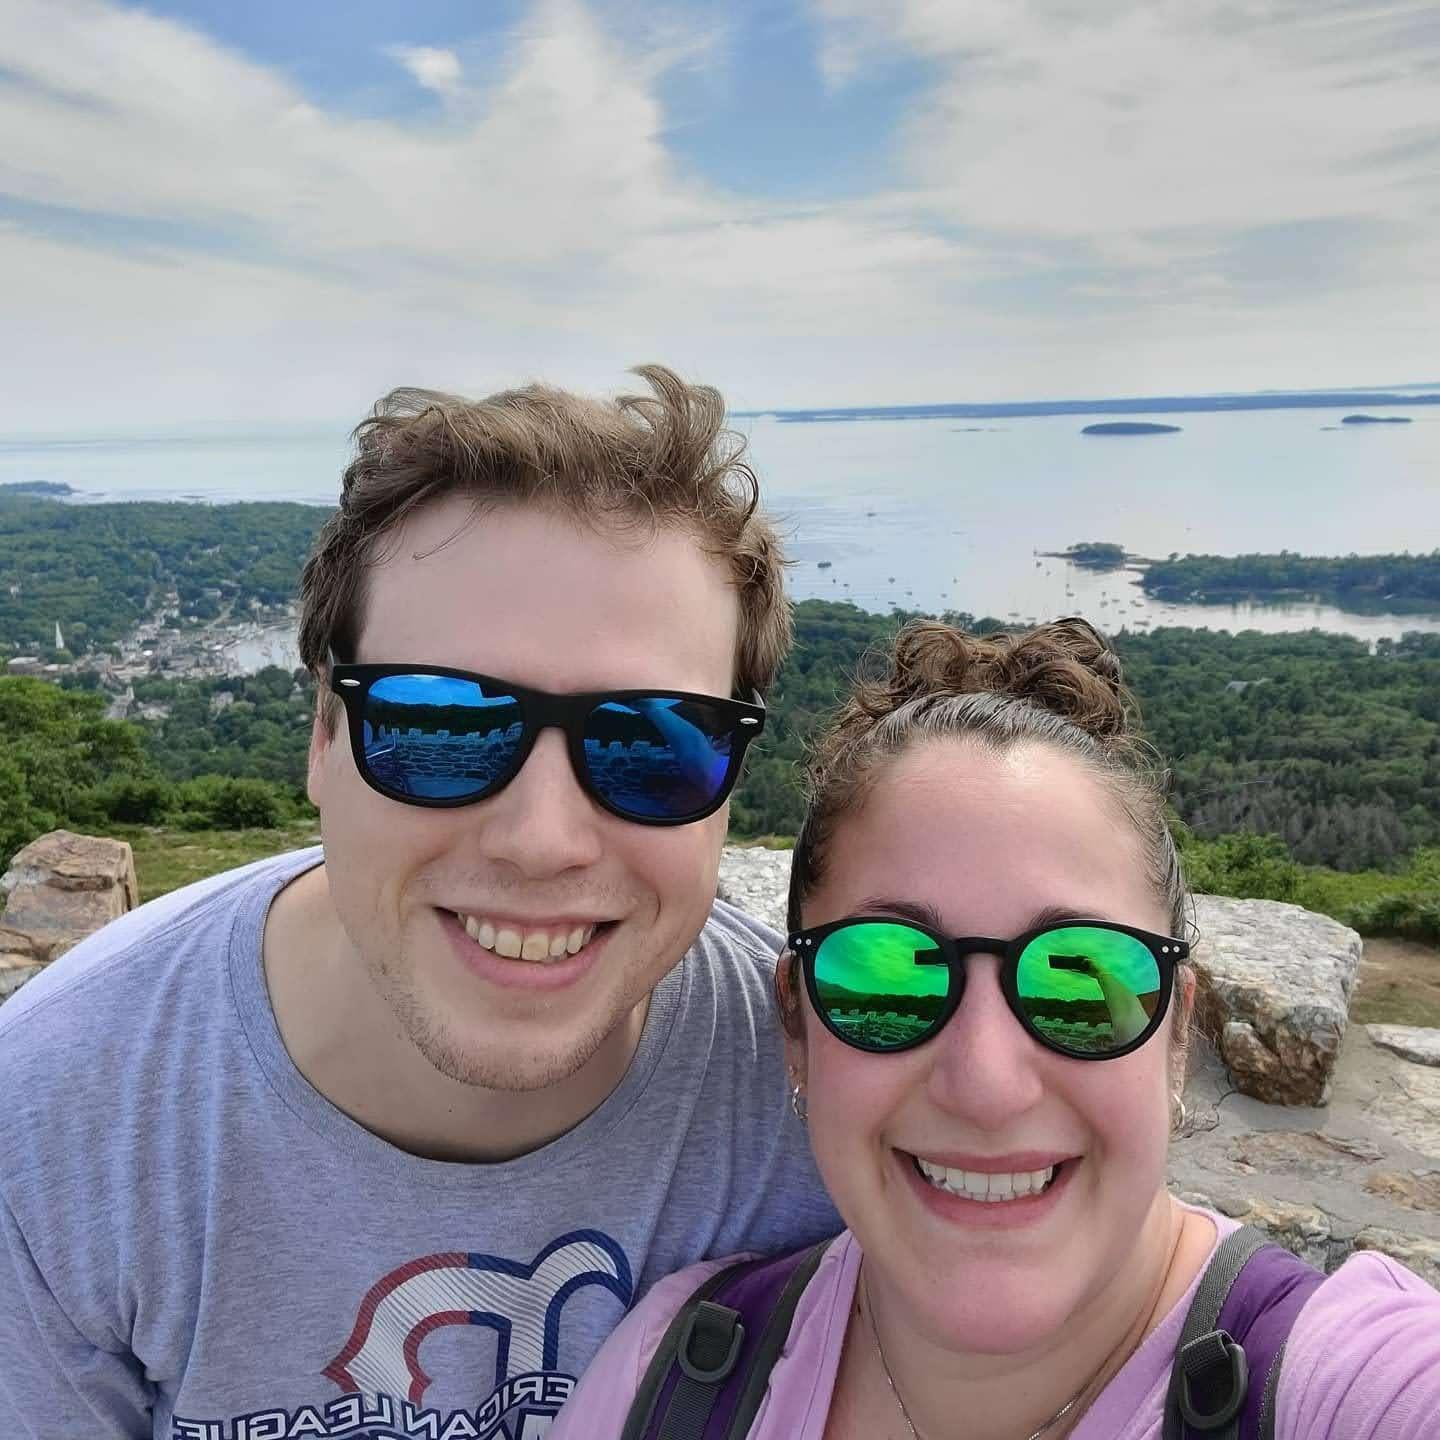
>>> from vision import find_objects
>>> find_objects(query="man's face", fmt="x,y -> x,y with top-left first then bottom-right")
308,496 -> 741,1092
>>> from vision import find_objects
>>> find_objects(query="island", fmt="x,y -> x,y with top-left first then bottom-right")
1341,414 -> 1412,425
0,480 -> 76,496
1140,551 -> 1440,610
1041,541 -> 1133,570
1081,422 -> 1181,436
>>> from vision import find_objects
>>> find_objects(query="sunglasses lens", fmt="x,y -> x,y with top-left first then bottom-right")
1016,926 -> 1162,1055
812,922 -> 949,1050
360,674 -> 523,800
582,697 -> 742,821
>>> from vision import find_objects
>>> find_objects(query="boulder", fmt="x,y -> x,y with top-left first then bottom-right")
0,830 -> 139,971
1367,1025 -> 1440,1068
716,846 -> 792,936
0,952 -> 46,1001
1189,896 -> 1361,1106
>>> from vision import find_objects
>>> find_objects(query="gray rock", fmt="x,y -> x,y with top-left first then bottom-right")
1190,895 -> 1362,1107
1367,1024 -> 1440,1068
716,846 -> 792,936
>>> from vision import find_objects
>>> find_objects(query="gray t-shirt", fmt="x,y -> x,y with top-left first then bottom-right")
0,848 -> 837,1439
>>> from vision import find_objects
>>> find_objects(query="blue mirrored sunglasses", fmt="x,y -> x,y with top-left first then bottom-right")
328,660 -> 766,826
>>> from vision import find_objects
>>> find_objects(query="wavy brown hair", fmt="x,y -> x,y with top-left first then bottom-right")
782,617 -> 1194,1073
299,365 -> 790,731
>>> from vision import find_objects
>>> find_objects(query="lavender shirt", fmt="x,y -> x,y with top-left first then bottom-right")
552,1209 -> 1440,1439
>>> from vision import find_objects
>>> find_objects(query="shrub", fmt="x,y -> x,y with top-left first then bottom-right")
1179,831 -> 1302,903
175,776 -> 285,829
90,776 -> 176,824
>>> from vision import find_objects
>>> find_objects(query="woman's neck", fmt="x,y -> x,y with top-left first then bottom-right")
836,1196 -> 1213,1440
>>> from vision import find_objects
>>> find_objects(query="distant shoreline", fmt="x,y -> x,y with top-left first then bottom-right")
739,389 -> 1440,425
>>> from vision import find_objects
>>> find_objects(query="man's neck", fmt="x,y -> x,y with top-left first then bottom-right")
261,863 -> 649,1163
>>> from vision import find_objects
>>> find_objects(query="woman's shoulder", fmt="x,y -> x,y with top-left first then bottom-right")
552,1254 -> 740,1436
1278,1248 -> 1440,1439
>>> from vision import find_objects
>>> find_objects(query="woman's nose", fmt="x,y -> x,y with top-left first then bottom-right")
924,956 -> 1047,1126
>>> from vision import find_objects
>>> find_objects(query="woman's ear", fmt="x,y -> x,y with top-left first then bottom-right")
1169,963 -> 1198,1094
775,949 -> 808,1078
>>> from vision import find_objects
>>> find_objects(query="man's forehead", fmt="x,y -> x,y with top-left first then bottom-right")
351,498 -> 741,691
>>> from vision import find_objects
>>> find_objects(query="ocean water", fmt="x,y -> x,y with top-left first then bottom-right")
4,407 -> 1439,645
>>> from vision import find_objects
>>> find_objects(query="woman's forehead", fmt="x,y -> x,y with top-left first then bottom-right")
811,740 -> 1161,930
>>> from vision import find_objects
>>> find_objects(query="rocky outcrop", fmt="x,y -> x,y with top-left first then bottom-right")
0,831 -> 138,999
1188,896 -> 1362,1107
716,846 -> 792,935
1367,1024 -> 1440,1068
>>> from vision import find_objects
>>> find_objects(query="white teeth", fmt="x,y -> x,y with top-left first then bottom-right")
916,1158 -> 1057,1202
455,914 -> 599,964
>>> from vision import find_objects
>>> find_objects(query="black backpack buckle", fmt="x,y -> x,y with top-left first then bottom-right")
1177,1328 -> 1249,1430
676,1301 -> 745,1384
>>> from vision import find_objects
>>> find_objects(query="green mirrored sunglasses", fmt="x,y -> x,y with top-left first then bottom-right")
788,916 -> 1187,1060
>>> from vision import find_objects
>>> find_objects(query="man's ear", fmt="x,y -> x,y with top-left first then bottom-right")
306,705 -> 334,810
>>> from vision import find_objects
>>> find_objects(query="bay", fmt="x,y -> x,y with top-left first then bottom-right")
4,407 -> 1439,654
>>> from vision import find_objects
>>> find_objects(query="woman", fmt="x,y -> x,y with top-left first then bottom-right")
554,619 -> 1440,1439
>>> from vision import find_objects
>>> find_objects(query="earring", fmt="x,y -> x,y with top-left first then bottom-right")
1169,1091 -> 1189,1136
789,1083 -> 809,1124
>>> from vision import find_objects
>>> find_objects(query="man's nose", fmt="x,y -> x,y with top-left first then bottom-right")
473,728 -> 607,876
925,957 -> 1047,1126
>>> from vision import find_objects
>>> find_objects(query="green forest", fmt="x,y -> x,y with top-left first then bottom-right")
1142,550 -> 1440,609
5,598 -> 1439,941
0,493 -> 327,658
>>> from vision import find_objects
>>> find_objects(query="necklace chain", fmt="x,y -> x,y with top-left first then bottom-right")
860,1271 -> 1090,1440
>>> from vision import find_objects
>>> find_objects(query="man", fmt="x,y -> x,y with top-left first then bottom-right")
0,367 -> 836,1438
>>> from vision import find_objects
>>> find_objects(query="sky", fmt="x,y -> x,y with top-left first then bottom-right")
2,0 -> 1439,431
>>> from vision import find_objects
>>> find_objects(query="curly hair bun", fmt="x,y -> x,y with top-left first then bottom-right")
871,615 -> 1134,741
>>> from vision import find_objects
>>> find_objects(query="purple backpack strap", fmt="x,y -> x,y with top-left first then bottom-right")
620,1240 -> 833,1440
1164,1225 -> 1327,1440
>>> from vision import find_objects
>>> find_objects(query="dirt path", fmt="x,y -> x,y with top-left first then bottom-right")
1353,937 -> 1440,1028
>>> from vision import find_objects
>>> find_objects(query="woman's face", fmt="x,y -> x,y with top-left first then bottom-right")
789,738 -> 1182,1356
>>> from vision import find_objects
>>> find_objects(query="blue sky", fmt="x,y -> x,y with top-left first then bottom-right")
2,0 -> 1438,428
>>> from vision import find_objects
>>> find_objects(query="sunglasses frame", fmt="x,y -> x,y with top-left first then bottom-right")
328,661 -> 766,826
789,916 -> 1187,1061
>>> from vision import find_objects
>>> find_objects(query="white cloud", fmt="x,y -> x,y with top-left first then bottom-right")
0,0 -> 1436,428
811,0 -> 1440,235
388,45 -> 464,99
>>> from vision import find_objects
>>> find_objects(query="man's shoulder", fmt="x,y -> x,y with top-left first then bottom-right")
0,845 -> 321,1052
694,895 -> 783,975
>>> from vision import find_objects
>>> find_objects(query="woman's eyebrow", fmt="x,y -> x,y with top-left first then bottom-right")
852,896 -> 946,930
1026,904 -> 1114,930
848,899 -> 1117,935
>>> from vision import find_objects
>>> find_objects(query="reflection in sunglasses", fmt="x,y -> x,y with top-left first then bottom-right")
1046,954 -> 1152,1045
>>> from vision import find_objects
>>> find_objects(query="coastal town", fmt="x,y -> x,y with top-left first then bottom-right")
3,593 -> 301,720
